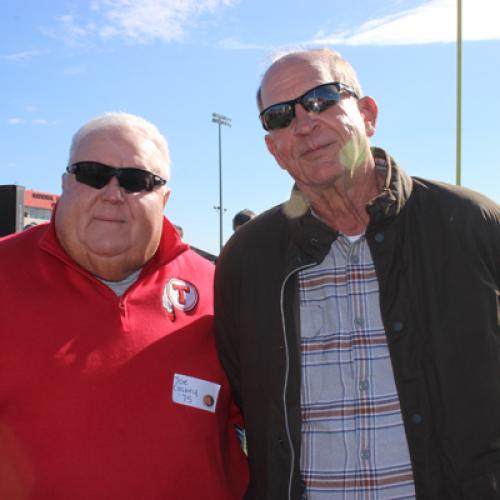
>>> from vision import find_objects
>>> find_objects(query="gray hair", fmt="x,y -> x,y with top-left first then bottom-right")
256,48 -> 363,113
69,112 -> 171,180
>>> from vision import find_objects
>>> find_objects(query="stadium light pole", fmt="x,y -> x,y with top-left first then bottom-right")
456,0 -> 462,185
212,112 -> 232,252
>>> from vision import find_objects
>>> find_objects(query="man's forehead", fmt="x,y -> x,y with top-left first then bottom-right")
74,126 -> 152,158
71,126 -> 166,175
261,54 -> 334,106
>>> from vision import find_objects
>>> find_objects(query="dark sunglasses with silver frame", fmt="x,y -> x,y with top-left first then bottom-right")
66,161 -> 167,193
259,81 -> 359,131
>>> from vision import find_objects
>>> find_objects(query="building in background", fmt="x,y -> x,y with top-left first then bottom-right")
0,185 -> 60,237
24,189 -> 60,227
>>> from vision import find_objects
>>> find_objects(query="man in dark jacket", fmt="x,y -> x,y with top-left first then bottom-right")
214,48 -> 500,499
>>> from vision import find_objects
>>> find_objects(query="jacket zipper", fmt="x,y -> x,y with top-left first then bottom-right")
279,262 -> 316,500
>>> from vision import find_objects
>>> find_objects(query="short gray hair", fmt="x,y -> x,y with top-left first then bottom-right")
69,112 -> 171,180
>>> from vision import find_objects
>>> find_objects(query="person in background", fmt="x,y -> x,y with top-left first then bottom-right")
0,112 -> 248,500
173,223 -> 184,238
215,48 -> 500,499
232,208 -> 256,231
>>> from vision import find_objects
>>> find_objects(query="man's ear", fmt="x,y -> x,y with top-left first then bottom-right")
61,172 -> 71,192
265,134 -> 287,171
358,96 -> 378,137
162,187 -> 171,208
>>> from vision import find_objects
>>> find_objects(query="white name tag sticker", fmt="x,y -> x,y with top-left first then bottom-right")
172,373 -> 221,413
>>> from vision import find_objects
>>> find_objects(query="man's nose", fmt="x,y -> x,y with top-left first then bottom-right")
100,175 -> 125,202
293,103 -> 318,135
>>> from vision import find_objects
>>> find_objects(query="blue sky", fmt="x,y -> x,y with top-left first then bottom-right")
1,0 -> 499,255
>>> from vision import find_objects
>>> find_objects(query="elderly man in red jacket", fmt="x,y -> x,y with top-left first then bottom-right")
0,112 -> 248,499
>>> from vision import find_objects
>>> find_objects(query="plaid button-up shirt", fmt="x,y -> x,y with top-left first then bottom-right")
299,233 -> 415,499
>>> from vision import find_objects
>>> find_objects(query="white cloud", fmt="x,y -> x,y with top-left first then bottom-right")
217,0 -> 499,52
42,14 -> 95,47
7,117 -> 55,126
99,0 -> 239,43
25,105 -> 38,112
311,0 -> 500,46
46,0 -> 239,46
4,49 -> 47,62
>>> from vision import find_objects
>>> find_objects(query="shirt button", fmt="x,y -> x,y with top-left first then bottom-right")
412,413 -> 423,425
360,449 -> 371,460
374,232 -> 384,243
392,320 -> 404,333
350,254 -> 359,264
354,317 -> 364,328
359,380 -> 369,391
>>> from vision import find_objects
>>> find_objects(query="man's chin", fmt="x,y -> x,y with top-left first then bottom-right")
83,247 -> 139,282
85,241 -> 131,260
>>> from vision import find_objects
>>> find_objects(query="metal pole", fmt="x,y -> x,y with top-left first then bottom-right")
211,113 -> 232,252
218,122 -> 223,251
456,0 -> 462,185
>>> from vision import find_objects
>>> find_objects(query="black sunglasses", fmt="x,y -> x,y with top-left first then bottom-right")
66,161 -> 167,193
259,81 -> 359,131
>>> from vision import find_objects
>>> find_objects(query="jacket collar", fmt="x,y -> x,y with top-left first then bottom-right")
142,217 -> 189,274
366,147 -> 413,223
282,147 -> 413,265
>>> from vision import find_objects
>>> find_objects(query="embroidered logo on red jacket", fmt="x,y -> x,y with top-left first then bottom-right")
162,278 -> 199,321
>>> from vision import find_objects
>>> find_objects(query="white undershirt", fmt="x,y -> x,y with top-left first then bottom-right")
99,268 -> 142,297
342,232 -> 365,243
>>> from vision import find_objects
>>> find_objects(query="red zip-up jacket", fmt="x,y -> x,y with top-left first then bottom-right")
0,217 -> 248,499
